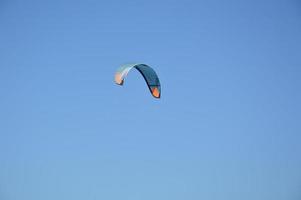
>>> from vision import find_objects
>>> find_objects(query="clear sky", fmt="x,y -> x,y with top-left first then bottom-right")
0,0 -> 301,199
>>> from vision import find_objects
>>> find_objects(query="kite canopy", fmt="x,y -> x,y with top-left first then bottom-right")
114,63 -> 161,98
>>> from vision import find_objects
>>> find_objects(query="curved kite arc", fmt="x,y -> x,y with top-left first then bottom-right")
114,63 -> 161,98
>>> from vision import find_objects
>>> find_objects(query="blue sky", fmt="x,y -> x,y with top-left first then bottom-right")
0,0 -> 301,199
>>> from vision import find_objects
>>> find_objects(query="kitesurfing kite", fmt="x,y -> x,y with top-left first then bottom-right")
114,63 -> 161,98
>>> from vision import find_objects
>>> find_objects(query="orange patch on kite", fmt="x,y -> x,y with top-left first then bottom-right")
115,73 -> 123,85
152,87 -> 160,98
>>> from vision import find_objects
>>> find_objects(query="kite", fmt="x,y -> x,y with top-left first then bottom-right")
114,63 -> 161,98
